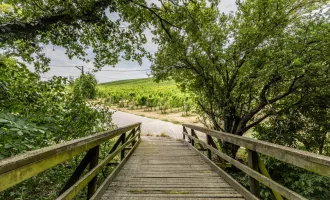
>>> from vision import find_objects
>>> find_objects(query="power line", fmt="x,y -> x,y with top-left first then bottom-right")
48,65 -> 151,72
99,69 -> 150,72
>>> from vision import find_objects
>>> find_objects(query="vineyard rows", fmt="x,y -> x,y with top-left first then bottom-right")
97,78 -> 194,115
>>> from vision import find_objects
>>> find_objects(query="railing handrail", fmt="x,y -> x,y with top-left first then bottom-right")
0,122 -> 141,193
183,124 -> 330,178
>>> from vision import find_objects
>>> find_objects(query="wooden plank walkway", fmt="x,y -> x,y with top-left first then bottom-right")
101,137 -> 245,200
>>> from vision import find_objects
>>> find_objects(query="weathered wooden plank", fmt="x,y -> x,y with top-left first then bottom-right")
109,190 -> 242,195
184,140 -> 258,200
59,149 -> 93,195
107,198 -> 245,200
101,137 -> 246,200
103,193 -> 244,198
248,150 -> 259,197
120,133 -> 126,160
113,188 -> 237,191
90,138 -> 141,200
0,123 -> 141,192
183,124 -> 330,178
87,145 -> 100,199
258,157 -> 283,200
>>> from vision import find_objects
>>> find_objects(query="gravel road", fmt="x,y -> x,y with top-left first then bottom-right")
112,110 -> 184,139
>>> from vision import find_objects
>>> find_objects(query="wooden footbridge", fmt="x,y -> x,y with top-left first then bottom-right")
1,123 -> 330,200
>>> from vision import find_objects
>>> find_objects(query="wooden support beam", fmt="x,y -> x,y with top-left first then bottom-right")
183,140 -> 258,200
57,134 -> 139,200
109,136 -> 123,154
183,124 -> 330,178
183,127 -> 187,140
248,150 -> 259,197
90,139 -> 142,200
59,151 -> 92,195
258,157 -> 283,200
206,135 -> 212,160
191,129 -> 195,147
121,133 -> 126,160
87,146 -> 99,199
131,128 -> 136,146
205,133 -> 224,163
137,126 -> 141,139
126,128 -> 136,141
183,132 -> 307,200
0,123 -> 141,192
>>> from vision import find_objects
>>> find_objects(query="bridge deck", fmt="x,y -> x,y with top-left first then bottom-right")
101,137 -> 245,200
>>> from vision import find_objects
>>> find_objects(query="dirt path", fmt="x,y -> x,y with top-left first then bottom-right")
112,106 -> 204,126
112,110 -> 185,139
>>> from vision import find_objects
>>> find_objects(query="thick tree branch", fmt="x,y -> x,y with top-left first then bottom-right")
238,113 -> 271,135
236,75 -> 303,134
0,0 -> 111,36
130,0 -> 180,41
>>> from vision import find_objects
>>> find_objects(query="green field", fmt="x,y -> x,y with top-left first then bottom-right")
97,78 -> 193,113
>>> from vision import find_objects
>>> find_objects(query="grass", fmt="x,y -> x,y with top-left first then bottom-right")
160,133 -> 169,137
170,120 -> 180,124
156,133 -> 169,137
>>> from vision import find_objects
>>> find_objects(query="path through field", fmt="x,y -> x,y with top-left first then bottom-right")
112,110 -> 183,139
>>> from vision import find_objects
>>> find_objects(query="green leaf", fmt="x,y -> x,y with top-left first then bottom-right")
17,131 -> 23,136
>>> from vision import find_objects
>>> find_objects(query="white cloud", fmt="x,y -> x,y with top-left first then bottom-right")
219,0 -> 238,14
39,1 -> 236,83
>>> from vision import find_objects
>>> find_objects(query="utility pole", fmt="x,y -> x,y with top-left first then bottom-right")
75,66 -> 84,75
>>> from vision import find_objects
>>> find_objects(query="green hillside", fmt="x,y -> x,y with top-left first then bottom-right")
97,78 -> 192,112
99,78 -> 174,87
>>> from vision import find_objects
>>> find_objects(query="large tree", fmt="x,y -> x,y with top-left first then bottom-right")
151,0 -> 330,157
0,0 -> 174,70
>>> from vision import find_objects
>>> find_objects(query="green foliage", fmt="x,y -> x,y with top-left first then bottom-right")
97,78 -> 193,113
151,0 -> 330,157
72,73 -> 98,99
0,0 -> 153,70
0,56 -> 115,199
148,1 -> 330,199
255,88 -> 330,155
259,157 -> 330,200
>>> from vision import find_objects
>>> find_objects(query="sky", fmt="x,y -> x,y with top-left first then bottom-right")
40,0 -> 237,83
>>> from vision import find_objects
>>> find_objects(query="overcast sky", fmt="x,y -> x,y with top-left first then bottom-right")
40,1 -> 237,83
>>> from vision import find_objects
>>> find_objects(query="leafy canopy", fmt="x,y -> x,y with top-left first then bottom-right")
150,0 -> 330,157
0,0 -> 166,70
0,56 -> 114,158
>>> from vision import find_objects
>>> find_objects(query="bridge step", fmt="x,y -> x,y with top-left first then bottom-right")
101,137 -> 245,200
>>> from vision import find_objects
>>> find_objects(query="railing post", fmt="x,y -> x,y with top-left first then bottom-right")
183,126 -> 186,140
138,125 -> 141,139
131,128 -> 136,146
206,135 -> 212,160
87,145 -> 99,199
121,132 -> 126,160
248,150 -> 259,197
191,129 -> 195,147
59,150 -> 92,195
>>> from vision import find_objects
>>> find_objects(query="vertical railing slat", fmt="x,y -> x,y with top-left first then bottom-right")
206,135 -> 212,160
121,133 -> 126,160
87,145 -> 100,199
248,150 -> 259,197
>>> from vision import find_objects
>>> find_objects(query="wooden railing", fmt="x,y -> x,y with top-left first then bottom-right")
0,123 -> 141,200
182,124 -> 330,200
